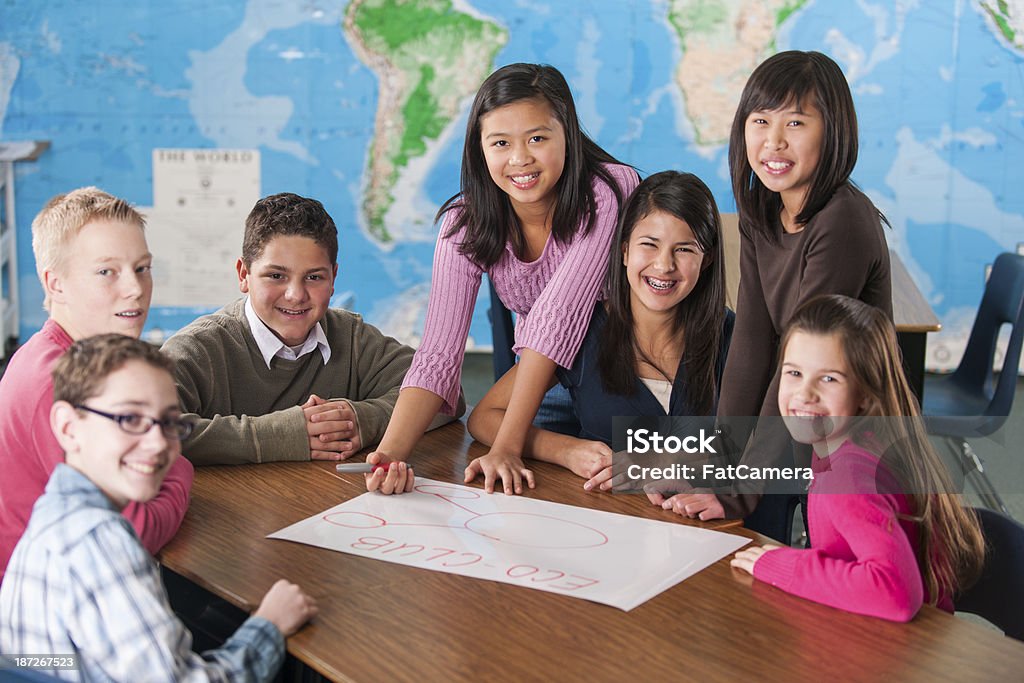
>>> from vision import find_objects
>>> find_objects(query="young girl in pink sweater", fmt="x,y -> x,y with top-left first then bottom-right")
731,295 -> 984,621
365,63 -> 637,496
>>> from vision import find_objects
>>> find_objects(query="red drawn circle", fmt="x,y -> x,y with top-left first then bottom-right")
465,512 -> 608,549
323,511 -> 386,529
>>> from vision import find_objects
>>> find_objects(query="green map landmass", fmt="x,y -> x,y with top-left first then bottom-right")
981,1 -> 1019,46
345,0 -> 507,242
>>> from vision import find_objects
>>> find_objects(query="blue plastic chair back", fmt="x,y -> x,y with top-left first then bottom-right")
956,507 -> 1024,640
925,252 -> 1024,436
954,253 -> 1024,414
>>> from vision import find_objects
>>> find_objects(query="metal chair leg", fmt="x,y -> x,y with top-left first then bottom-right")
956,439 -> 1010,515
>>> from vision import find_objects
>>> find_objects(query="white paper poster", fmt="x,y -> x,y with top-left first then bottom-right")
268,478 -> 750,611
145,208 -> 247,308
143,148 -> 259,308
152,148 -> 259,211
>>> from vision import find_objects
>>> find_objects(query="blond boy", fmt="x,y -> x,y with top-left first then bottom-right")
0,188 -> 192,584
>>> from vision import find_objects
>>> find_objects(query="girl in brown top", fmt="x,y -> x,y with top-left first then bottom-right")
656,50 -> 892,522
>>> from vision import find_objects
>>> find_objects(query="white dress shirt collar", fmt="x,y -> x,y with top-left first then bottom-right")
244,297 -> 331,369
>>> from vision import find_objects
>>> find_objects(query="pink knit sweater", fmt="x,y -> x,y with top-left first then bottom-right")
403,163 -> 638,413
752,439 -> 950,622
0,320 -> 193,584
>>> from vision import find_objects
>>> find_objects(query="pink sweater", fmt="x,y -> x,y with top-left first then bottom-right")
403,163 -> 638,413
0,320 -> 194,584
752,439 -> 948,622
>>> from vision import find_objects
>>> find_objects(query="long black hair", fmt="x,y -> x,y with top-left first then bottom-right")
597,171 -> 726,415
728,50 -> 867,242
438,63 -> 626,267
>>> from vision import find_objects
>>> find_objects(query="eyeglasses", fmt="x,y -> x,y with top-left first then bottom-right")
74,405 -> 194,440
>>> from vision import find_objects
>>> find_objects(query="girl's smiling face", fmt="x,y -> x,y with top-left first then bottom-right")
744,98 -> 825,222
622,210 -> 705,318
778,330 -> 866,456
479,97 -> 566,219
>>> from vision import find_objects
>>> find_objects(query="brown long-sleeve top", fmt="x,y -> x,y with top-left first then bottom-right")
715,183 -> 892,517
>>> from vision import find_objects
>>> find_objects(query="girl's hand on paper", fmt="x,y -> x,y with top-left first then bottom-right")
464,449 -> 535,495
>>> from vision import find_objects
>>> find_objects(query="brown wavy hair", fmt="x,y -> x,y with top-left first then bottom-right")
781,294 -> 984,605
598,171 -> 726,415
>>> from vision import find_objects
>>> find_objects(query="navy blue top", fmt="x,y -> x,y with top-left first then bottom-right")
556,305 -> 735,445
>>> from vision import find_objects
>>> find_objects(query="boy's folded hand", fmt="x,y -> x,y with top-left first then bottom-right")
302,395 -> 361,460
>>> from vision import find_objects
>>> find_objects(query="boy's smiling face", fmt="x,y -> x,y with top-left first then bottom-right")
55,360 -> 182,509
236,234 -> 337,347
47,219 -> 152,340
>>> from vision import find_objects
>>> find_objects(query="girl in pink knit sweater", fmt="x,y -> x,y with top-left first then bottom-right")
731,295 -> 984,621
365,63 -> 637,496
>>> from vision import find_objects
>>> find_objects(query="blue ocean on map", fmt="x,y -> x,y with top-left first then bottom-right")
2,1 -> 1023,369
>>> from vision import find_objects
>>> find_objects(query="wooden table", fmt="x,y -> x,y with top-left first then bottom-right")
160,423 -> 1023,682
891,250 -> 943,399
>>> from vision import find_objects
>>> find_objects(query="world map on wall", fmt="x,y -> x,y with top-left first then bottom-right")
2,0 -> 1024,370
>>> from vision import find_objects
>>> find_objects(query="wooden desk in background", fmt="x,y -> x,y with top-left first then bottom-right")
160,423 -> 1022,682
720,214 -> 941,399
891,251 -> 943,399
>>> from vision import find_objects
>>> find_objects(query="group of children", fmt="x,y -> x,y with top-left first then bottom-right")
0,50 -> 990,680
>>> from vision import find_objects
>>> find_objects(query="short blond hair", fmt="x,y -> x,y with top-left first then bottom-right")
31,187 -> 146,311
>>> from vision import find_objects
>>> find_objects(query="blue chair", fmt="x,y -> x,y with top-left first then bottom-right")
488,279 -> 516,381
922,252 -> 1024,515
956,507 -> 1024,640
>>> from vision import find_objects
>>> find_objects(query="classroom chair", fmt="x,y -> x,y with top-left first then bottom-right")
922,252 -> 1024,515
741,494 -> 805,546
955,507 -> 1024,641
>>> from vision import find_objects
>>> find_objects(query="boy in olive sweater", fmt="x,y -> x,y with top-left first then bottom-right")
162,193 -> 442,465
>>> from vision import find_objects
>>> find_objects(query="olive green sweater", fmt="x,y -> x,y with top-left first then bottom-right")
162,299 -> 414,465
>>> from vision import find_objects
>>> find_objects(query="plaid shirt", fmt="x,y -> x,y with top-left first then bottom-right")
0,464 -> 284,682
